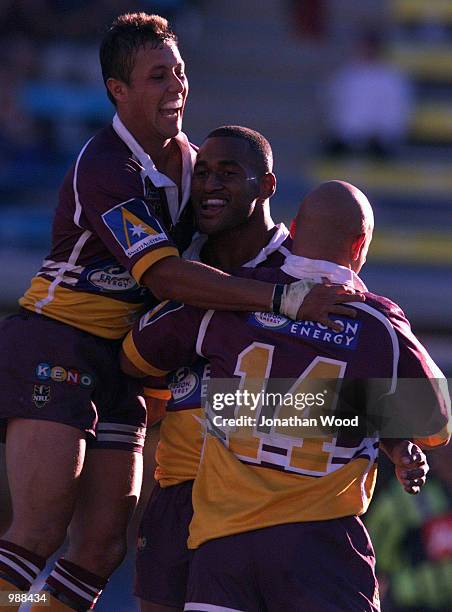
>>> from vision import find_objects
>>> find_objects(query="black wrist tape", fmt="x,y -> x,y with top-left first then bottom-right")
272,284 -> 285,314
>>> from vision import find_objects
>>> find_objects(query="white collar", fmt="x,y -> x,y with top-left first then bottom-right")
281,255 -> 368,292
242,223 -> 290,267
182,233 -> 207,261
112,114 -> 196,223
182,223 -> 290,264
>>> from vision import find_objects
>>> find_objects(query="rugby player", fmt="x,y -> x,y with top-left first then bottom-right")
134,125 -> 293,611
0,14 -> 361,612
121,181 -> 450,612
132,130 -> 425,612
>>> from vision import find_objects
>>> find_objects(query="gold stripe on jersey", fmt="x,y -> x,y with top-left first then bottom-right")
414,423 -> 451,449
19,277 -> 144,339
143,387 -> 172,401
141,300 -> 170,323
123,332 -> 169,377
155,408 -> 204,487
187,435 -> 377,549
131,246 -> 179,283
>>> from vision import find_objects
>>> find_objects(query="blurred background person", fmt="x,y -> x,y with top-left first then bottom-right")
325,30 -> 414,158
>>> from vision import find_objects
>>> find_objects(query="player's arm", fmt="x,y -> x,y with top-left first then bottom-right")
145,256 -> 363,328
80,167 -> 362,325
120,356 -> 147,378
379,302 -> 451,448
143,256 -> 272,310
143,383 -> 171,426
120,301 -> 203,380
120,362 -> 170,425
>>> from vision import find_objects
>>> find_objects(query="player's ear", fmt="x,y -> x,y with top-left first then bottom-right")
351,233 -> 366,261
258,173 -> 276,201
106,77 -> 129,104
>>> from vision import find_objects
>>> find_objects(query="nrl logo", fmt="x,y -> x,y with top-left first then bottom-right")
32,385 -> 51,408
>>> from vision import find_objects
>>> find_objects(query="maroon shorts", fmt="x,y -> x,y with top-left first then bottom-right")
135,480 -> 194,607
185,517 -> 380,612
0,310 -> 146,452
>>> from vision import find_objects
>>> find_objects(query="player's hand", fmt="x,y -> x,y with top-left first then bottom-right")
392,440 -> 429,495
280,278 -> 365,330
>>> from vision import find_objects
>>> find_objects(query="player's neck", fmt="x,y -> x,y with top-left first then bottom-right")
130,130 -> 182,198
148,137 -> 180,173
202,217 -> 276,271
154,140 -> 183,197
118,115 -> 182,181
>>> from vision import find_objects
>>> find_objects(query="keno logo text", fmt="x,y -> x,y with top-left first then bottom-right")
36,363 -> 94,387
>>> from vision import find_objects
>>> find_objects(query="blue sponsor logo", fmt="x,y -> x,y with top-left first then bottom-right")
102,199 -> 168,258
169,367 -> 200,404
87,264 -> 138,292
166,360 -> 210,409
248,313 -> 361,350
252,312 -> 291,329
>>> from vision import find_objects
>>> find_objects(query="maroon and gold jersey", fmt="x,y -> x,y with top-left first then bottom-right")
20,114 -> 197,339
123,262 -> 450,548
153,363 -> 207,487
143,225 -> 292,487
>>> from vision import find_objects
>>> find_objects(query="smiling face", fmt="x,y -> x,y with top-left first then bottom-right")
109,42 -> 188,143
191,137 -> 264,235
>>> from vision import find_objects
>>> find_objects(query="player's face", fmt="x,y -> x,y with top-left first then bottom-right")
191,138 -> 261,235
125,42 -> 188,141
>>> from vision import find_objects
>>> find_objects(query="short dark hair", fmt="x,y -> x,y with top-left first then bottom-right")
100,13 -> 178,105
206,125 -> 273,175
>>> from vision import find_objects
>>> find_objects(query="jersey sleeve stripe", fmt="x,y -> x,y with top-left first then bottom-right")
72,137 -> 94,228
196,309 -> 215,357
34,230 -> 92,313
143,387 -> 172,400
131,246 -> 179,283
414,423 -> 451,449
350,301 -> 400,394
278,246 -> 292,258
123,331 -> 169,377
184,604 -> 246,612
141,300 -> 170,323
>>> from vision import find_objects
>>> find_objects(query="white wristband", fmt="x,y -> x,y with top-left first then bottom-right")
279,279 -> 316,320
